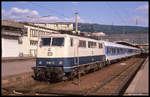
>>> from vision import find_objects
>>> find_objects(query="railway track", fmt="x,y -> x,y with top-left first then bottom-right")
85,57 -> 146,96
2,56 -> 147,96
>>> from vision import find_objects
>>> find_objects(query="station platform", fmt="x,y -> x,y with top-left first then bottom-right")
2,57 -> 36,77
124,57 -> 149,96
2,56 -> 36,62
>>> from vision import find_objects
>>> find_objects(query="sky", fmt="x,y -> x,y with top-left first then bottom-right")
2,1 -> 149,27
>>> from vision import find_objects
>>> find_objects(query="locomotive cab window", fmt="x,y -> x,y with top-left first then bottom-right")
52,37 -> 64,46
41,38 -> 51,46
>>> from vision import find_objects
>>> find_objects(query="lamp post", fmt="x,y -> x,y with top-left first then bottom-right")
27,15 -> 51,57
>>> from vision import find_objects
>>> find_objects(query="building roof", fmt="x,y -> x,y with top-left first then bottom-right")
2,20 -> 25,36
2,19 -> 24,29
2,30 -> 22,36
36,22 -> 73,25
20,21 -> 73,25
91,32 -> 106,36
19,22 -> 58,31
19,22 -> 73,32
115,41 -> 139,48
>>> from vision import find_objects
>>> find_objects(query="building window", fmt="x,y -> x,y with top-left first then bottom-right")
30,29 -> 33,37
30,40 -> 38,46
34,30 -> 38,37
67,24 -> 69,28
18,37 -> 23,44
30,29 -> 40,37
39,31 -> 42,36
79,40 -> 86,48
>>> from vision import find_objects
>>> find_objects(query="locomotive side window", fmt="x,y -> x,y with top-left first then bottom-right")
42,38 -> 51,46
93,42 -> 97,48
99,43 -> 103,48
88,41 -> 92,48
79,40 -> 86,48
70,38 -> 73,47
88,41 -> 96,48
52,37 -> 64,46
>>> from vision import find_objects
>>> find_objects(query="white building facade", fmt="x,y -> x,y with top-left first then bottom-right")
18,23 -> 58,57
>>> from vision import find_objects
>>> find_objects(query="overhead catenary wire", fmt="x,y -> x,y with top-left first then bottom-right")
105,2 -> 129,35
105,2 -> 128,26
3,2 -> 107,25
30,2 -> 71,19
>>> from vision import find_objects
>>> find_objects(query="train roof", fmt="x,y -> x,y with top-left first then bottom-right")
40,34 -> 104,43
102,40 -> 139,49
40,34 -> 139,50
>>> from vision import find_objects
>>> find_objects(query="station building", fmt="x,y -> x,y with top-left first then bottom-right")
2,19 -> 74,57
18,22 -> 74,57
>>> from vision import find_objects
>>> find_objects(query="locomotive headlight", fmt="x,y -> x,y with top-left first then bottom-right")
39,61 -> 42,64
48,52 -> 53,56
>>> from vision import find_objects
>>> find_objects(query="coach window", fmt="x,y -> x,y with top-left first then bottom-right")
113,48 -> 116,54
108,47 -> 111,54
112,48 -> 114,54
111,48 -> 113,54
117,48 -> 119,54
70,38 -> 73,47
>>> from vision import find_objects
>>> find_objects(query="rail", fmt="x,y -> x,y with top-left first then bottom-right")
85,57 -> 146,96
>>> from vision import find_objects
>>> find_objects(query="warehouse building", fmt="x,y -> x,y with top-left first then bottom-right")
2,20 -> 25,57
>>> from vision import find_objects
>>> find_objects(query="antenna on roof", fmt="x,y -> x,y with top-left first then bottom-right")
136,18 -> 138,25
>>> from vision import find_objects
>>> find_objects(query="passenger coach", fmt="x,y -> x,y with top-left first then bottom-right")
103,41 -> 141,64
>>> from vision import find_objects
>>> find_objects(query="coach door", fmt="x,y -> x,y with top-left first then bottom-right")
73,38 -> 79,65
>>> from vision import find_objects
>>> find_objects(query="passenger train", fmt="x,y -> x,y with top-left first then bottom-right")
32,34 -> 141,81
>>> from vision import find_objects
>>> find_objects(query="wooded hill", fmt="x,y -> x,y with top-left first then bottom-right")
73,23 -> 148,34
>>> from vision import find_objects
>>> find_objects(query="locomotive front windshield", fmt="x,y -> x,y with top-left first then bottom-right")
52,37 -> 64,46
42,38 -> 51,46
41,37 -> 64,46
